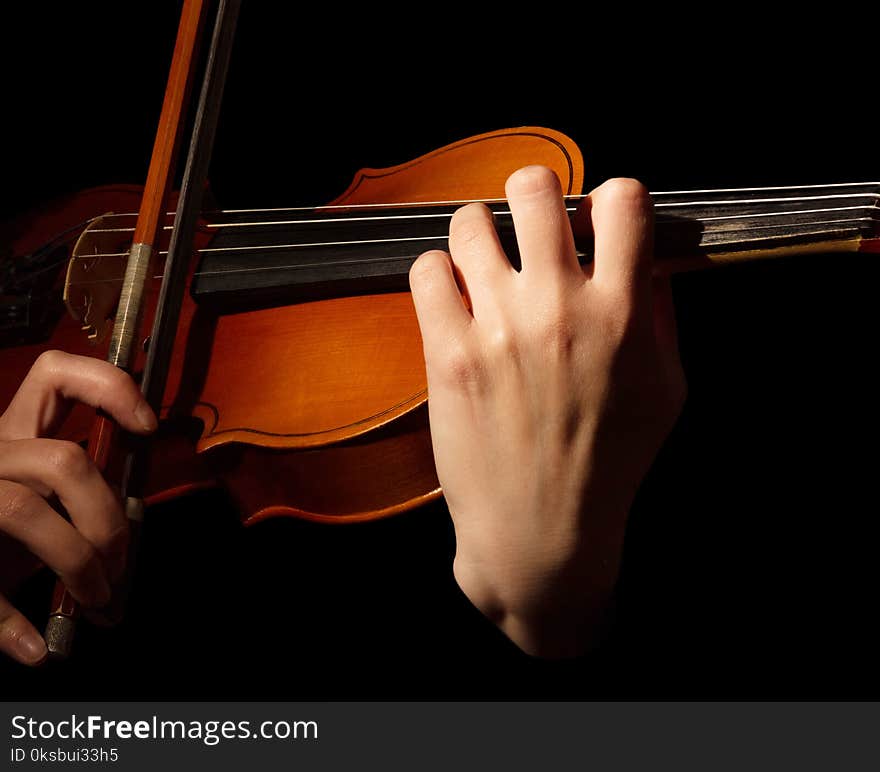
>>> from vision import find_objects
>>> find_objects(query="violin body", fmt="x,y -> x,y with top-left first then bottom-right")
1,127 -> 584,525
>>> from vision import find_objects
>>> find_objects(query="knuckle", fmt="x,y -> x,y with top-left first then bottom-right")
45,440 -> 90,479
33,349 -> 67,377
440,340 -> 484,389
505,165 -> 561,197
484,323 -> 518,360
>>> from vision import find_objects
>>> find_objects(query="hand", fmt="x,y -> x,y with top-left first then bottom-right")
0,351 -> 157,665
409,167 -> 686,657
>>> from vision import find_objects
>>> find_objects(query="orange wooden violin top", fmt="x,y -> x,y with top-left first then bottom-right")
1,127 -> 585,525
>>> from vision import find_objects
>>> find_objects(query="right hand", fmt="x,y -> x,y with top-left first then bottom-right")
0,350 -> 157,665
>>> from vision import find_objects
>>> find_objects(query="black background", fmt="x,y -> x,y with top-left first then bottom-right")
1,4 -> 878,698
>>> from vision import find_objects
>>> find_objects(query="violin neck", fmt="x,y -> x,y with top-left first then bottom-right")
189,181 -> 880,308
650,181 -> 880,273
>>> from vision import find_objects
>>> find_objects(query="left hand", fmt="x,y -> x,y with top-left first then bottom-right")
409,167 -> 686,657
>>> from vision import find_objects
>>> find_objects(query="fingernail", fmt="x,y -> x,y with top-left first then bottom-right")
134,401 -> 158,432
16,630 -> 48,665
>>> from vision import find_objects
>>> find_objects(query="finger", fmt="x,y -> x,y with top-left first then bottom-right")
589,178 -> 654,303
0,481 -> 111,608
410,250 -> 473,357
505,166 -> 580,281
0,439 -> 128,582
0,350 -> 157,441
447,203 -> 514,317
0,593 -> 47,666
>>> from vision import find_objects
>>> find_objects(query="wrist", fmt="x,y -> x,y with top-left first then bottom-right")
453,551 -> 619,659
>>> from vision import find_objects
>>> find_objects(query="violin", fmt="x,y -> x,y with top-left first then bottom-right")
6,129 -> 880,519
3,2 -> 879,662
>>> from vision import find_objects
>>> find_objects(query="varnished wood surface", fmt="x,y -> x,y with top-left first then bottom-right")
132,0 -> 205,246
179,127 -> 584,450
166,127 -> 583,518
4,128 -> 875,524
330,127 -> 584,204
0,128 -> 584,522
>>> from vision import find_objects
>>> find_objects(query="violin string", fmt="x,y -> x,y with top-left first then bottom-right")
86,189 -> 880,234
33,196 -> 880,286
202,202 -> 880,231
194,211 -> 880,257
35,182 -> 880,288
88,180 -> 880,221
84,198 -> 880,236
63,214 -> 875,287
213,181 -> 880,213
70,203 -> 880,262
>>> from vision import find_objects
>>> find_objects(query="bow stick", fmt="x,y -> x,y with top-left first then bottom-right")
45,0 -> 209,659
119,0 -> 241,623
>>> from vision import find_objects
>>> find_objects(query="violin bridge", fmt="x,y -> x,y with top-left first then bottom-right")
63,213 -> 134,344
